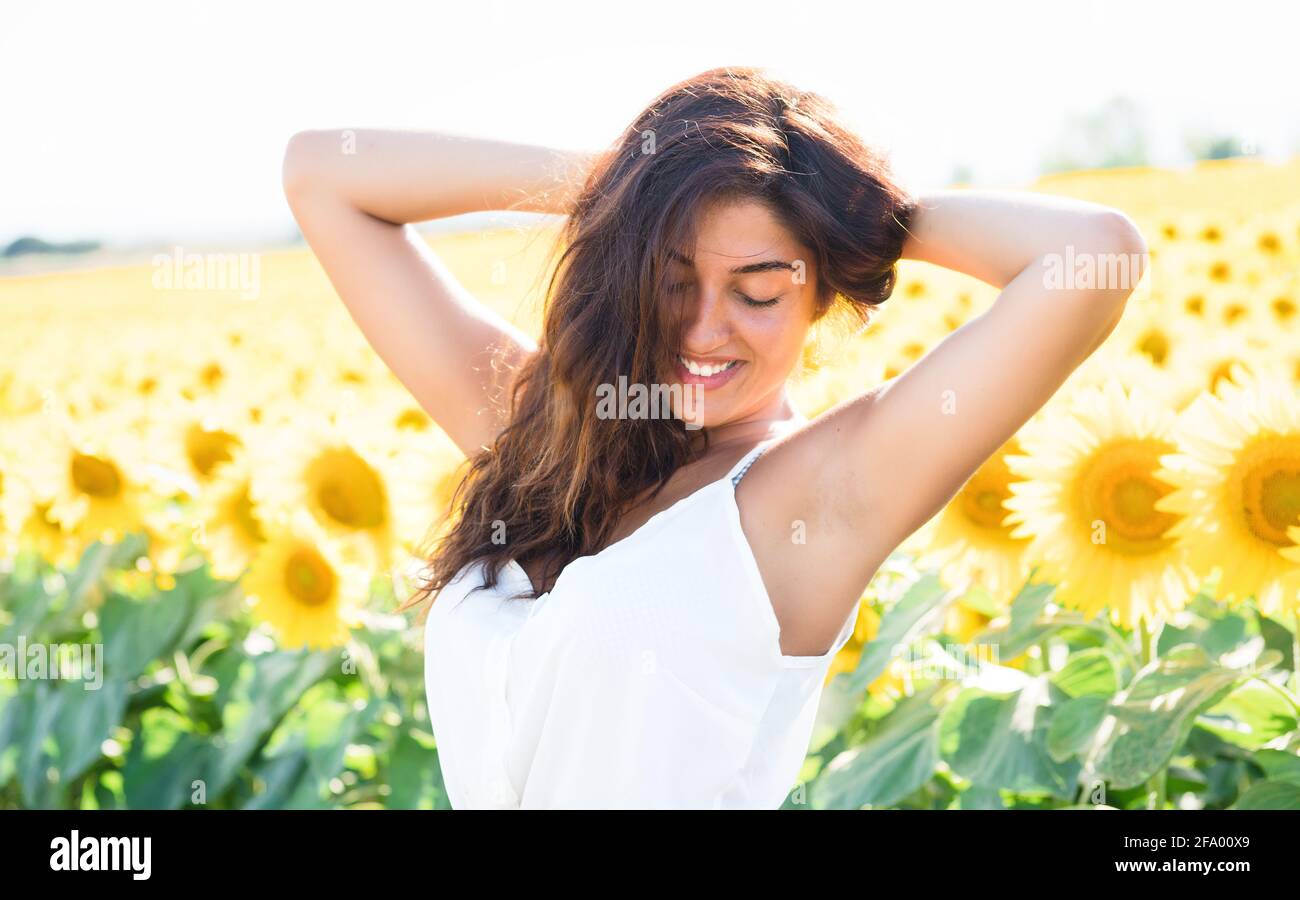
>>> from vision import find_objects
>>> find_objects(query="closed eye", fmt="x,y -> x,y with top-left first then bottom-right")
667,282 -> 780,308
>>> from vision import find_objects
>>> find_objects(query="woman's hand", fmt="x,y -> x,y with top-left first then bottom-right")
281,129 -> 596,456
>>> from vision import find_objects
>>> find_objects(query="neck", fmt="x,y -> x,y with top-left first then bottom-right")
688,386 -> 803,454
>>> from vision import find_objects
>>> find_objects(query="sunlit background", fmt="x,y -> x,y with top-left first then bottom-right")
3,0 -> 1299,252
2,1 -> 1299,811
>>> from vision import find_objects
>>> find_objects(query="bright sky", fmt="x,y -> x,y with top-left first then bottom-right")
3,0 -> 1298,246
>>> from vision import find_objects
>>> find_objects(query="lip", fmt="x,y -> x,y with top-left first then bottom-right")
674,357 -> 746,389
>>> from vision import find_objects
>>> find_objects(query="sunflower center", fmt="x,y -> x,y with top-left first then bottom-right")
1239,438 -> 1300,546
71,453 -> 123,498
186,425 -> 241,478
1079,440 -> 1179,553
959,446 -> 1017,531
307,448 -> 388,530
1137,330 -> 1170,366
283,546 -> 337,607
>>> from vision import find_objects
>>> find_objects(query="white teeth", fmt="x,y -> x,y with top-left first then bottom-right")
680,356 -> 739,377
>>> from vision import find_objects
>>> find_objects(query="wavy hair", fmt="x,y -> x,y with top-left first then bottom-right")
401,66 -> 917,617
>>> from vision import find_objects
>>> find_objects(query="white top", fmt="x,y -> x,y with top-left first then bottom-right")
422,439 -> 857,809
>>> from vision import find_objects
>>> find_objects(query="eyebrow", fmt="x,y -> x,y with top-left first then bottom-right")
668,249 -> 796,275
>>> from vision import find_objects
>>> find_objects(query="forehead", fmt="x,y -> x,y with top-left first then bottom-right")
677,196 -> 805,268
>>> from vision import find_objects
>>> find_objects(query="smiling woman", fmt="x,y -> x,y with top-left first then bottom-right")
395,70 -> 917,605
283,64 -> 1145,809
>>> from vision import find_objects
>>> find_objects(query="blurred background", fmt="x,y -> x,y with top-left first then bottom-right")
2,0 -> 1299,811
4,0 -> 1300,265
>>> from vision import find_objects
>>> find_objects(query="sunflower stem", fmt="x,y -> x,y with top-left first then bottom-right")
1137,615 -> 1168,810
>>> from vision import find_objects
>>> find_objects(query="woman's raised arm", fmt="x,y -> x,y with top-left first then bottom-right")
742,189 -> 1148,656
281,128 -> 594,456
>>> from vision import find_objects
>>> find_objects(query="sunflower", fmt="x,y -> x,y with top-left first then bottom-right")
1003,379 -> 1200,629
249,411 -> 417,572
1164,330 -> 1284,410
914,435 -> 1035,608
190,455 -> 270,580
21,407 -> 166,547
147,392 -> 248,487
1155,374 -> 1300,618
241,510 -> 367,651
9,499 -> 80,569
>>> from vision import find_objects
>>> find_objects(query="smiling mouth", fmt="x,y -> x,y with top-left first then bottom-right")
675,355 -> 745,388
678,355 -> 741,377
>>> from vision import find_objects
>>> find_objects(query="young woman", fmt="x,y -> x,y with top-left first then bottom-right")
282,67 -> 1146,809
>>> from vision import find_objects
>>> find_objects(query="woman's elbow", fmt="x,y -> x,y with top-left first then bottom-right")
1097,209 -> 1148,276
281,130 -> 325,202
1077,209 -> 1149,302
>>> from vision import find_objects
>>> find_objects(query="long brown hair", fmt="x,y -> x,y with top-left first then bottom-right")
401,66 -> 916,617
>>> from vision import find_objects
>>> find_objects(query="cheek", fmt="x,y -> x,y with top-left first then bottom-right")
743,313 -> 809,376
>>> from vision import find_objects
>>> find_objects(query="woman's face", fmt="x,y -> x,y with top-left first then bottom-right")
665,196 -> 820,430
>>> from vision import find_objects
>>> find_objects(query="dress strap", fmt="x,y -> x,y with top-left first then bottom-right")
727,439 -> 774,487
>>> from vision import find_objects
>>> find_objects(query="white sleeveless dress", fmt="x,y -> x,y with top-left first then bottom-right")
422,439 -> 857,809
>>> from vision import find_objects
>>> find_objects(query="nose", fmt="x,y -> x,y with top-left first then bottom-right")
679,283 -> 732,353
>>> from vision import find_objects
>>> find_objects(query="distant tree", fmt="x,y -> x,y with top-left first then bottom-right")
1185,132 -> 1259,161
948,163 -> 975,186
1040,96 -> 1150,174
3,236 -> 101,257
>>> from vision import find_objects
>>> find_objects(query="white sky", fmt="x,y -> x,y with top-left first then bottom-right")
3,0 -> 1298,246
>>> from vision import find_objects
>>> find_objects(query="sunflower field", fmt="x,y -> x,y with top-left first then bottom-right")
2,156 -> 1300,810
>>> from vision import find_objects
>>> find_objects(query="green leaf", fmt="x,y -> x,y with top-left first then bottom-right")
388,729 -> 446,810
250,682 -> 378,809
956,783 -> 1005,809
1258,614 -> 1297,673
971,578 -> 1057,660
0,679 -> 19,789
121,723 -> 219,810
939,675 -> 1080,796
48,677 -> 129,784
58,541 -> 114,619
1231,780 -> 1300,810
1252,748 -> 1300,785
1051,647 -> 1120,698
1047,694 -> 1110,763
207,648 -> 334,797
243,751 -> 309,810
1087,644 -> 1280,789
1198,679 -> 1298,749
16,682 -> 63,808
99,586 -> 192,681
813,684 -> 943,809
843,573 -> 953,696
169,565 -> 239,652
1159,598 -> 1254,659
0,575 -> 52,645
